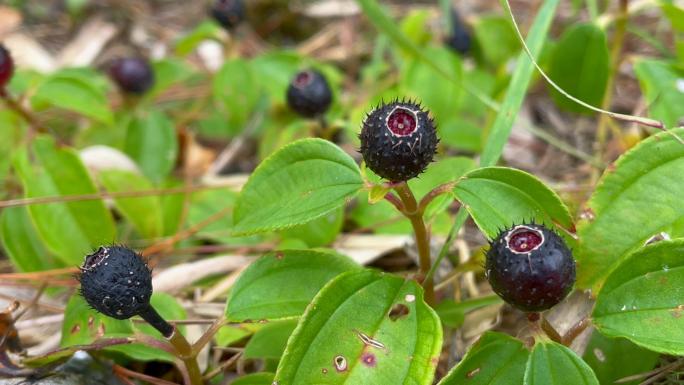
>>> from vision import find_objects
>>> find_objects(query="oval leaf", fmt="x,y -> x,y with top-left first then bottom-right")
547,23 -> 610,113
99,170 -> 163,239
576,127 -> 684,290
125,111 -> 178,184
524,340 -> 598,385
582,331 -> 659,385
438,331 -> 528,385
226,249 -> 359,321
0,207 -> 55,272
274,270 -> 442,385
12,136 -> 116,265
452,167 -> 573,239
233,138 -> 363,235
32,71 -> 113,124
593,239 -> 684,355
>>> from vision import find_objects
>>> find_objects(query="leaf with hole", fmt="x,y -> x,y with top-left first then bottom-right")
274,270 -> 442,385
438,332 -> 528,385
226,249 -> 359,321
576,127 -> 684,290
452,167 -> 573,240
593,239 -> 684,355
233,139 -> 363,235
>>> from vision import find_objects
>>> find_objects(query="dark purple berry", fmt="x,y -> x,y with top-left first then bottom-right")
445,9 -> 471,55
210,0 -> 245,30
359,100 -> 438,182
108,57 -> 155,95
286,69 -> 332,118
485,224 -> 576,312
0,44 -> 14,89
78,246 -> 173,337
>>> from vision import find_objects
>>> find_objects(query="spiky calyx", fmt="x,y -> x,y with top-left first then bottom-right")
286,69 -> 332,118
0,44 -> 14,89
108,57 -> 155,95
210,0 -> 245,30
485,223 -> 575,312
359,100 -> 438,182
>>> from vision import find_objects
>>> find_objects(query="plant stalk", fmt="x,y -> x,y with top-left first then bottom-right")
168,328 -> 203,385
394,182 -> 435,304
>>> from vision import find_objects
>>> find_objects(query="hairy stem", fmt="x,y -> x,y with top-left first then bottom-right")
394,182 -> 435,304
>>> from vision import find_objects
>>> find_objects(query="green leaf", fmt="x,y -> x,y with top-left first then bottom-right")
99,170 -> 163,239
634,59 -> 684,129
175,21 -> 222,56
452,167 -> 573,239
547,23 -> 610,113
60,293 -> 179,362
231,373 -> 275,385
213,59 -> 261,130
280,206 -> 344,247
233,139 -> 362,235
0,110 -> 26,191
582,331 -> 659,385
576,127 -> 684,290
226,249 -> 359,321
244,319 -> 298,360
274,270 -> 442,385
438,332 -> 528,385
146,58 -> 193,100
124,111 -> 178,184
480,0 -> 559,166
472,15 -> 520,68
524,340 -> 598,385
31,70 -> 113,124
592,239 -> 684,355
13,136 -> 116,265
0,207 -> 55,272
435,295 -> 502,329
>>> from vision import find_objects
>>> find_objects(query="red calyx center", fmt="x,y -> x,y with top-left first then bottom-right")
507,228 -> 543,253
294,71 -> 312,88
387,108 -> 417,136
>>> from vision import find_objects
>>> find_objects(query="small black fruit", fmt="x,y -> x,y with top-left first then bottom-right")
210,0 -> 245,30
445,9 -> 471,55
0,44 -> 14,89
486,224 -> 576,312
108,57 -> 155,95
359,100 -> 438,182
286,69 -> 332,118
78,246 -> 173,337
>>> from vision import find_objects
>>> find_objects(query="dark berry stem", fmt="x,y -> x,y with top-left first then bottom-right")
394,182 -> 435,304
138,305 -> 174,338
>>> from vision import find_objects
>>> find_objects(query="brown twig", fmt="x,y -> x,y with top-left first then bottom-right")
113,364 -> 180,385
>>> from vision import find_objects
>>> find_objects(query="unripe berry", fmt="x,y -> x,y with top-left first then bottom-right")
359,100 -> 438,182
485,224 -> 576,312
286,69 -> 332,118
78,246 -> 172,337
108,57 -> 155,95
210,0 -> 245,30
0,44 -> 14,89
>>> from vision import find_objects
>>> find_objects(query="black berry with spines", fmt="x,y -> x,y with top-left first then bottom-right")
286,69 -> 332,118
359,99 -> 438,182
108,57 -> 155,95
210,0 -> 245,30
78,246 -> 173,337
445,9 -> 471,55
0,43 -> 14,89
485,223 -> 576,312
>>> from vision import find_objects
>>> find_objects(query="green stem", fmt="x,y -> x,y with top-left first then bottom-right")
168,328 -> 203,385
394,182 -> 435,305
